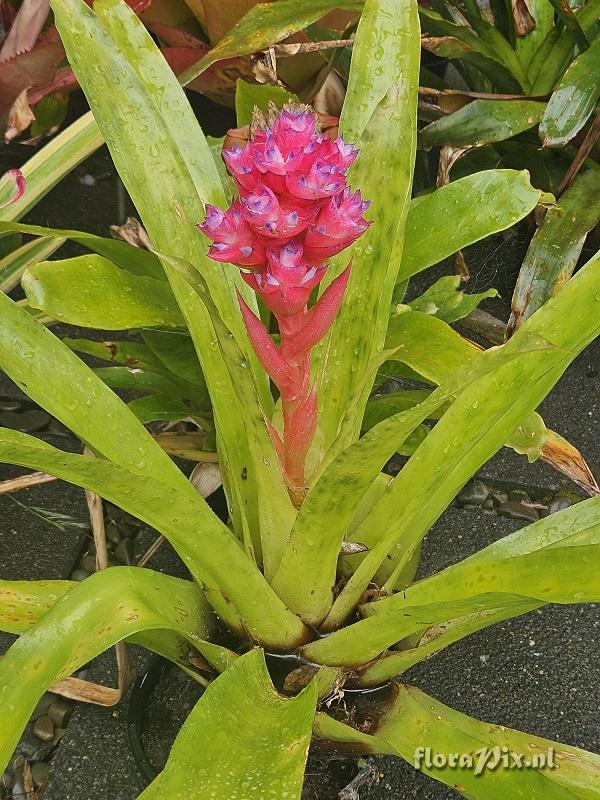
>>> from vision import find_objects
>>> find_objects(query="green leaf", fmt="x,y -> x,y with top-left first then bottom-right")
515,0 -> 555,70
29,92 -> 69,141
509,169 -> 600,333
64,337 -> 166,371
470,493 -> 600,561
375,685 -> 600,798
399,170 -> 542,282
407,275 -> 497,322
305,20 -> 357,82
141,330 -> 206,388
323,248 -> 600,628
351,493 -> 600,685
419,99 -> 545,149
0,235 -> 65,294
142,649 -> 317,800
540,38 -> 600,147
0,291 -> 190,492
127,394 -> 202,424
546,0 -> 590,50
0,579 -> 73,634
420,35 -> 517,91
0,577 -> 223,683
23,255 -> 185,329
0,567 -> 215,772
418,8 -> 523,91
303,593 -> 536,666
505,410 -> 547,462
0,220 -> 164,278
383,310 -> 480,384
235,79 -> 297,127
453,0 -> 530,89
178,0 -> 363,86
271,381 -> 452,624
0,112 -> 103,223
363,389 -> 435,428
93,367 -> 185,396
0,427 -> 308,649
314,0 -> 420,454
530,0 -> 600,94
64,336 -> 211,411
307,539 -> 600,666
157,252 -> 297,574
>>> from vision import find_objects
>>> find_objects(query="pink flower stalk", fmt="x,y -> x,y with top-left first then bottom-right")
198,103 -> 370,490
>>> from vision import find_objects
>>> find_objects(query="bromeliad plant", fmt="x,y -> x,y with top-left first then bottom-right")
1,0 -> 600,798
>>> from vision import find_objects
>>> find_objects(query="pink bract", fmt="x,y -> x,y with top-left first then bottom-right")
198,104 -> 370,495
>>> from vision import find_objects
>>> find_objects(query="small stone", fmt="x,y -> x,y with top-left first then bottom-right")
0,409 -> 50,432
8,754 -> 25,775
31,693 -> 54,721
70,568 -> 90,582
79,173 -> 97,186
80,554 -> 97,572
0,398 -> 21,412
16,731 -> 53,761
33,715 -> 55,742
52,727 -> 66,746
457,480 -> 489,506
119,520 -> 139,538
113,538 -> 134,566
47,699 -> 72,728
105,521 -> 121,544
548,495 -> 573,515
30,761 -> 50,788
121,511 -> 142,528
11,776 -> 25,799
497,501 -> 539,522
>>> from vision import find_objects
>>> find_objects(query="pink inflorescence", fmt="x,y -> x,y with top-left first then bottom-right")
198,104 -> 370,491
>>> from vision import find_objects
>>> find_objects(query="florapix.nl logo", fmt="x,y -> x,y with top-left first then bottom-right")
414,746 -> 556,776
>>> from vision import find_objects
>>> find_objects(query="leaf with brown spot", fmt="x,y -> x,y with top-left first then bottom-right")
511,0 -> 536,36
542,429 -> 599,496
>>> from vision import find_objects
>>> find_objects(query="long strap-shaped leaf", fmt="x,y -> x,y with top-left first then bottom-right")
178,0 -> 364,85
0,220 -> 164,278
23,255 -> 185,329
0,428 -> 309,648
314,686 -> 600,798
398,169 -> 542,283
304,543 -> 600,665
313,0 -> 420,455
0,290 -> 190,495
0,112 -> 103,223
508,168 -> 600,334
0,577 -> 235,680
137,649 -> 317,800
0,236 -> 65,295
323,248 -> 600,628
355,494 -> 600,683
0,567 -> 215,772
